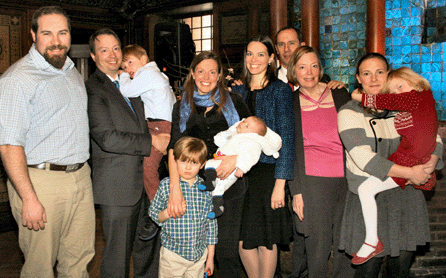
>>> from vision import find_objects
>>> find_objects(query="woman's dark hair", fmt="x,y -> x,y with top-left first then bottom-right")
240,35 -> 278,90
355,53 -> 390,113
355,52 -> 390,89
182,51 -> 228,115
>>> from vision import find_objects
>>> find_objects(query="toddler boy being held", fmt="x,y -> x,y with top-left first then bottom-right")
120,44 -> 176,201
149,137 -> 217,277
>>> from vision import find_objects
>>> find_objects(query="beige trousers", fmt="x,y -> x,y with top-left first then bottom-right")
8,164 -> 95,278
159,246 -> 208,278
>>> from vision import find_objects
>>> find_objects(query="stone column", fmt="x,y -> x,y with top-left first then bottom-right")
301,0 -> 320,51
270,0 -> 287,42
366,0 -> 386,55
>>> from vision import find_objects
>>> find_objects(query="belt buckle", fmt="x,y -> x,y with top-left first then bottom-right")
65,163 -> 79,173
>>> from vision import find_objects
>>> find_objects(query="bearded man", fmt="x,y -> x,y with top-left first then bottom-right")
0,6 -> 95,277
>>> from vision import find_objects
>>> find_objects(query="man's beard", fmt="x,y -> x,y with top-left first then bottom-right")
43,45 -> 68,69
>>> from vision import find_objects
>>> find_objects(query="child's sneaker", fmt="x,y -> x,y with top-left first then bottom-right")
207,196 -> 224,219
199,168 -> 217,191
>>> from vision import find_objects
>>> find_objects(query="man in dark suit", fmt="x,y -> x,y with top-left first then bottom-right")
86,28 -> 166,278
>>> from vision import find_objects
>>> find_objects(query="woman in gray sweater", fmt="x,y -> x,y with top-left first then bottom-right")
337,53 -> 443,277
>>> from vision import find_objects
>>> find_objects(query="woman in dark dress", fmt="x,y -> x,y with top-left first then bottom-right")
166,51 -> 251,278
232,35 -> 295,278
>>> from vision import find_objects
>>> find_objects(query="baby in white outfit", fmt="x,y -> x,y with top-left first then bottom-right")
200,116 -> 282,218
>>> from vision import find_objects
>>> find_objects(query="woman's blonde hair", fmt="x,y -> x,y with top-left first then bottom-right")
287,45 -> 324,86
384,67 -> 431,93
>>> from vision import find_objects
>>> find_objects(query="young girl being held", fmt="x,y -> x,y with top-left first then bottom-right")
350,66 -> 439,264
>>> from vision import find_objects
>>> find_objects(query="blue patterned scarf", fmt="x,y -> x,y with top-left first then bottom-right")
179,89 -> 240,133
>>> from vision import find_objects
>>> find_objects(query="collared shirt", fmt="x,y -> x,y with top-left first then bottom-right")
120,61 -> 175,121
0,44 -> 89,164
277,64 -> 288,83
277,65 -> 299,91
149,176 -> 218,261
105,74 -> 119,84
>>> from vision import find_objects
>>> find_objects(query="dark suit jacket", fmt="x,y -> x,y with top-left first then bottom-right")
86,69 -> 152,206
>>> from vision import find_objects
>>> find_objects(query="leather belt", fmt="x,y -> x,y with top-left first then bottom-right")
28,162 -> 85,173
147,118 -> 164,122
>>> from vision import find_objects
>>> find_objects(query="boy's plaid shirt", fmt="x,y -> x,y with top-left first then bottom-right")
149,176 -> 218,261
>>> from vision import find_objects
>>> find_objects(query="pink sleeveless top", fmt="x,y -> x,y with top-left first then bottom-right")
300,89 -> 344,177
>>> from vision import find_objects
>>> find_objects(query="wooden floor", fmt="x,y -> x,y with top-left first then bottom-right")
0,207 -> 293,278
0,208 -> 248,278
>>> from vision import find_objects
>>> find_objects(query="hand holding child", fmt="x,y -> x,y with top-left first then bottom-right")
234,168 -> 244,178
152,133 -> 170,155
215,155 -> 237,180
351,88 -> 362,101
422,154 -> 439,175
408,164 -> 431,185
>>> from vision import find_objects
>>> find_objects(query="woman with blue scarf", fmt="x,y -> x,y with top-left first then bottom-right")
166,51 -> 251,277
232,35 -> 295,278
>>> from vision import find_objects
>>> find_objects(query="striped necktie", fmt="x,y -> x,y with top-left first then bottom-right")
113,80 -> 135,114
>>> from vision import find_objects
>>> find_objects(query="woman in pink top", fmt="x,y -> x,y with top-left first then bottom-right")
287,46 -> 354,278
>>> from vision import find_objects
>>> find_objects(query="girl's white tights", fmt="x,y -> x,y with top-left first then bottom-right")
356,176 -> 399,257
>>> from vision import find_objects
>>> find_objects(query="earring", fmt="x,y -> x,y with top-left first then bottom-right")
268,62 -> 271,65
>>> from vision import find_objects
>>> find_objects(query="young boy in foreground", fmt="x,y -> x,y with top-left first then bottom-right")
149,137 -> 217,277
